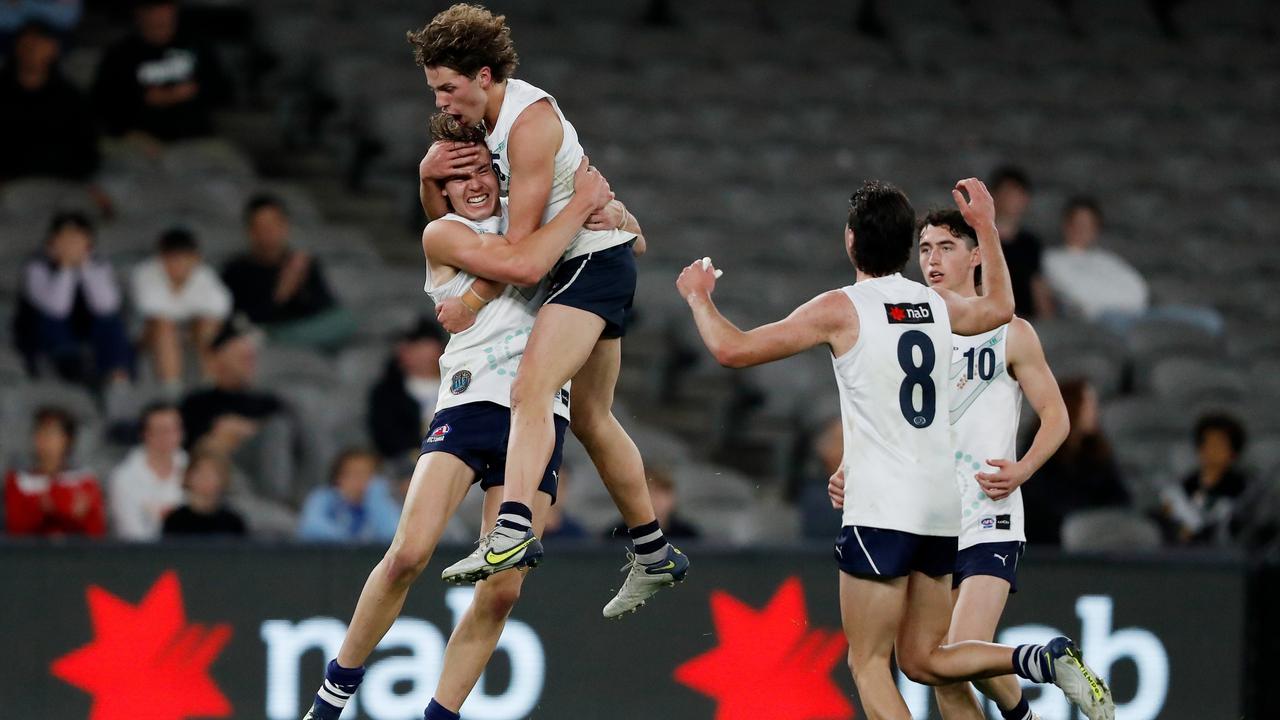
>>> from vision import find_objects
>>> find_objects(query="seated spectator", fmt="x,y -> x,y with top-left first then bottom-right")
297,448 -> 400,543
12,212 -> 132,395
179,316 -> 283,454
606,467 -> 700,541
107,402 -> 186,541
131,226 -> 232,395
1024,378 -> 1130,545
369,317 -> 445,460
90,0 -> 229,142
179,316 -> 298,503
221,194 -> 354,351
162,449 -> 246,537
796,416 -> 844,540
990,165 -> 1053,319
0,20 -> 104,205
4,406 -> 105,536
1043,197 -> 1149,325
542,461 -> 588,542
1157,413 -> 1249,547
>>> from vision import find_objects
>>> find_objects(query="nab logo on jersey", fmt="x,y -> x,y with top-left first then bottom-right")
884,303 -> 933,324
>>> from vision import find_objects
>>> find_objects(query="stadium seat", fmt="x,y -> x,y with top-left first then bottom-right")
1060,508 -> 1162,552
1149,357 -> 1249,404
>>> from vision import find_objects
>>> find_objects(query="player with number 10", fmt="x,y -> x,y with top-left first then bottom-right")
674,179 -> 1114,720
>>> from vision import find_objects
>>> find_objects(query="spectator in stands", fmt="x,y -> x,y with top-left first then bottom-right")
1024,378 -> 1130,545
13,212 -> 133,397
107,402 -> 185,541
91,0 -> 229,142
990,165 -> 1053,319
221,194 -> 355,352
368,317 -> 445,460
0,20 -> 106,209
1043,196 -> 1149,326
179,316 -> 282,454
4,406 -> 105,536
1157,413 -> 1249,547
131,226 -> 232,395
798,416 -> 844,540
607,467 -> 700,541
297,448 -> 400,543
542,461 -> 589,542
161,449 -> 246,537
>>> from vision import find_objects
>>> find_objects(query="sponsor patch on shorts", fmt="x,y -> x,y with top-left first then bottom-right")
425,424 -> 451,443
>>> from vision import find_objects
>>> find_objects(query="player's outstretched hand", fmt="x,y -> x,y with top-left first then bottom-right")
951,178 -> 996,233
435,295 -> 477,334
975,458 -> 1029,501
420,140 -> 485,181
573,156 -> 614,211
828,468 -> 845,510
676,257 -> 720,300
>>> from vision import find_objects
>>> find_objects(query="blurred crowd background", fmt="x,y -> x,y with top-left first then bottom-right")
3,0 -> 1279,559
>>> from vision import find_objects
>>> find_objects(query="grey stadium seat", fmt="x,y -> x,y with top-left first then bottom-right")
1060,509 -> 1162,553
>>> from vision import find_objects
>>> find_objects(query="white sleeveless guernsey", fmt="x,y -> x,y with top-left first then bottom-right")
425,200 -> 570,419
950,324 -> 1025,549
834,274 -> 960,536
485,78 -> 634,261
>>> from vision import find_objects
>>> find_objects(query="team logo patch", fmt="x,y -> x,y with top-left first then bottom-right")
450,370 -> 472,395
884,302 -> 934,324
995,514 -> 1012,530
426,424 -> 451,443
980,516 -> 996,529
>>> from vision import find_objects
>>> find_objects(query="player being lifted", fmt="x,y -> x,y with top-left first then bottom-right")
302,118 -> 614,720
830,208 -> 1070,720
675,179 -> 1114,720
411,4 -> 688,614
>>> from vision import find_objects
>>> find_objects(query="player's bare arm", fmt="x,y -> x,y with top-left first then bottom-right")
587,199 -> 646,256
976,317 -> 1069,500
439,101 -> 563,328
676,260 -> 858,368
935,178 -> 1016,335
424,159 -> 612,286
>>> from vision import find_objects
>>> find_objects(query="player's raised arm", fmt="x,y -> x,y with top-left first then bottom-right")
936,178 -> 1015,335
676,260 -> 858,368
426,159 -> 613,286
976,317 -> 1069,500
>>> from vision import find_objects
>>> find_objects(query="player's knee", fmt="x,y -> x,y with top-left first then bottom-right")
897,653 -> 944,686
567,403 -> 607,438
474,576 -> 522,619
384,542 -> 431,585
509,374 -> 552,413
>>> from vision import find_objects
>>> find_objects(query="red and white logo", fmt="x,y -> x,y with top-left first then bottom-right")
51,571 -> 233,720
674,577 -> 853,720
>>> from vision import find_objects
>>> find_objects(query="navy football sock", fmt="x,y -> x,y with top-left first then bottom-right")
1001,695 -> 1032,720
308,659 -> 364,719
628,519 -> 670,565
424,698 -> 461,720
496,501 -> 532,533
1012,644 -> 1054,683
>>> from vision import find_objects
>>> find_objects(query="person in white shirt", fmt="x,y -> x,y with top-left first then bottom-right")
108,402 -> 187,541
1042,197 -> 1148,324
131,227 -> 232,395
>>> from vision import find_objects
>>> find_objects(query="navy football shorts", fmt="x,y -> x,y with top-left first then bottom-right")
953,541 -> 1025,593
834,525 -> 958,579
419,401 -> 568,503
544,239 -> 636,339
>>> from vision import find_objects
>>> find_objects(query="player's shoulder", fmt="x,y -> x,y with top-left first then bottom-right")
1005,315 -> 1045,363
422,216 -> 479,249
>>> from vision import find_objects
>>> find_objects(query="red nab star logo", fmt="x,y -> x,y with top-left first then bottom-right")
674,577 -> 853,720
889,306 -> 907,322
51,571 -> 233,720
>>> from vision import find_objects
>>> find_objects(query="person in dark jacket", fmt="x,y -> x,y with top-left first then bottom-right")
90,0 -> 229,141
368,318 -> 446,460
162,449 -> 246,537
1158,413 -> 1250,547
1024,378 -> 1130,545
0,21 -> 100,183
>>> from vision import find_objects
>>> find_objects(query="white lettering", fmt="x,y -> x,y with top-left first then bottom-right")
262,618 -> 350,720
363,619 -> 445,719
1076,595 -> 1169,720
447,588 -> 545,720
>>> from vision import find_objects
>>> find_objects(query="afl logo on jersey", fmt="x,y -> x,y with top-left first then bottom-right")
450,370 -> 472,395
